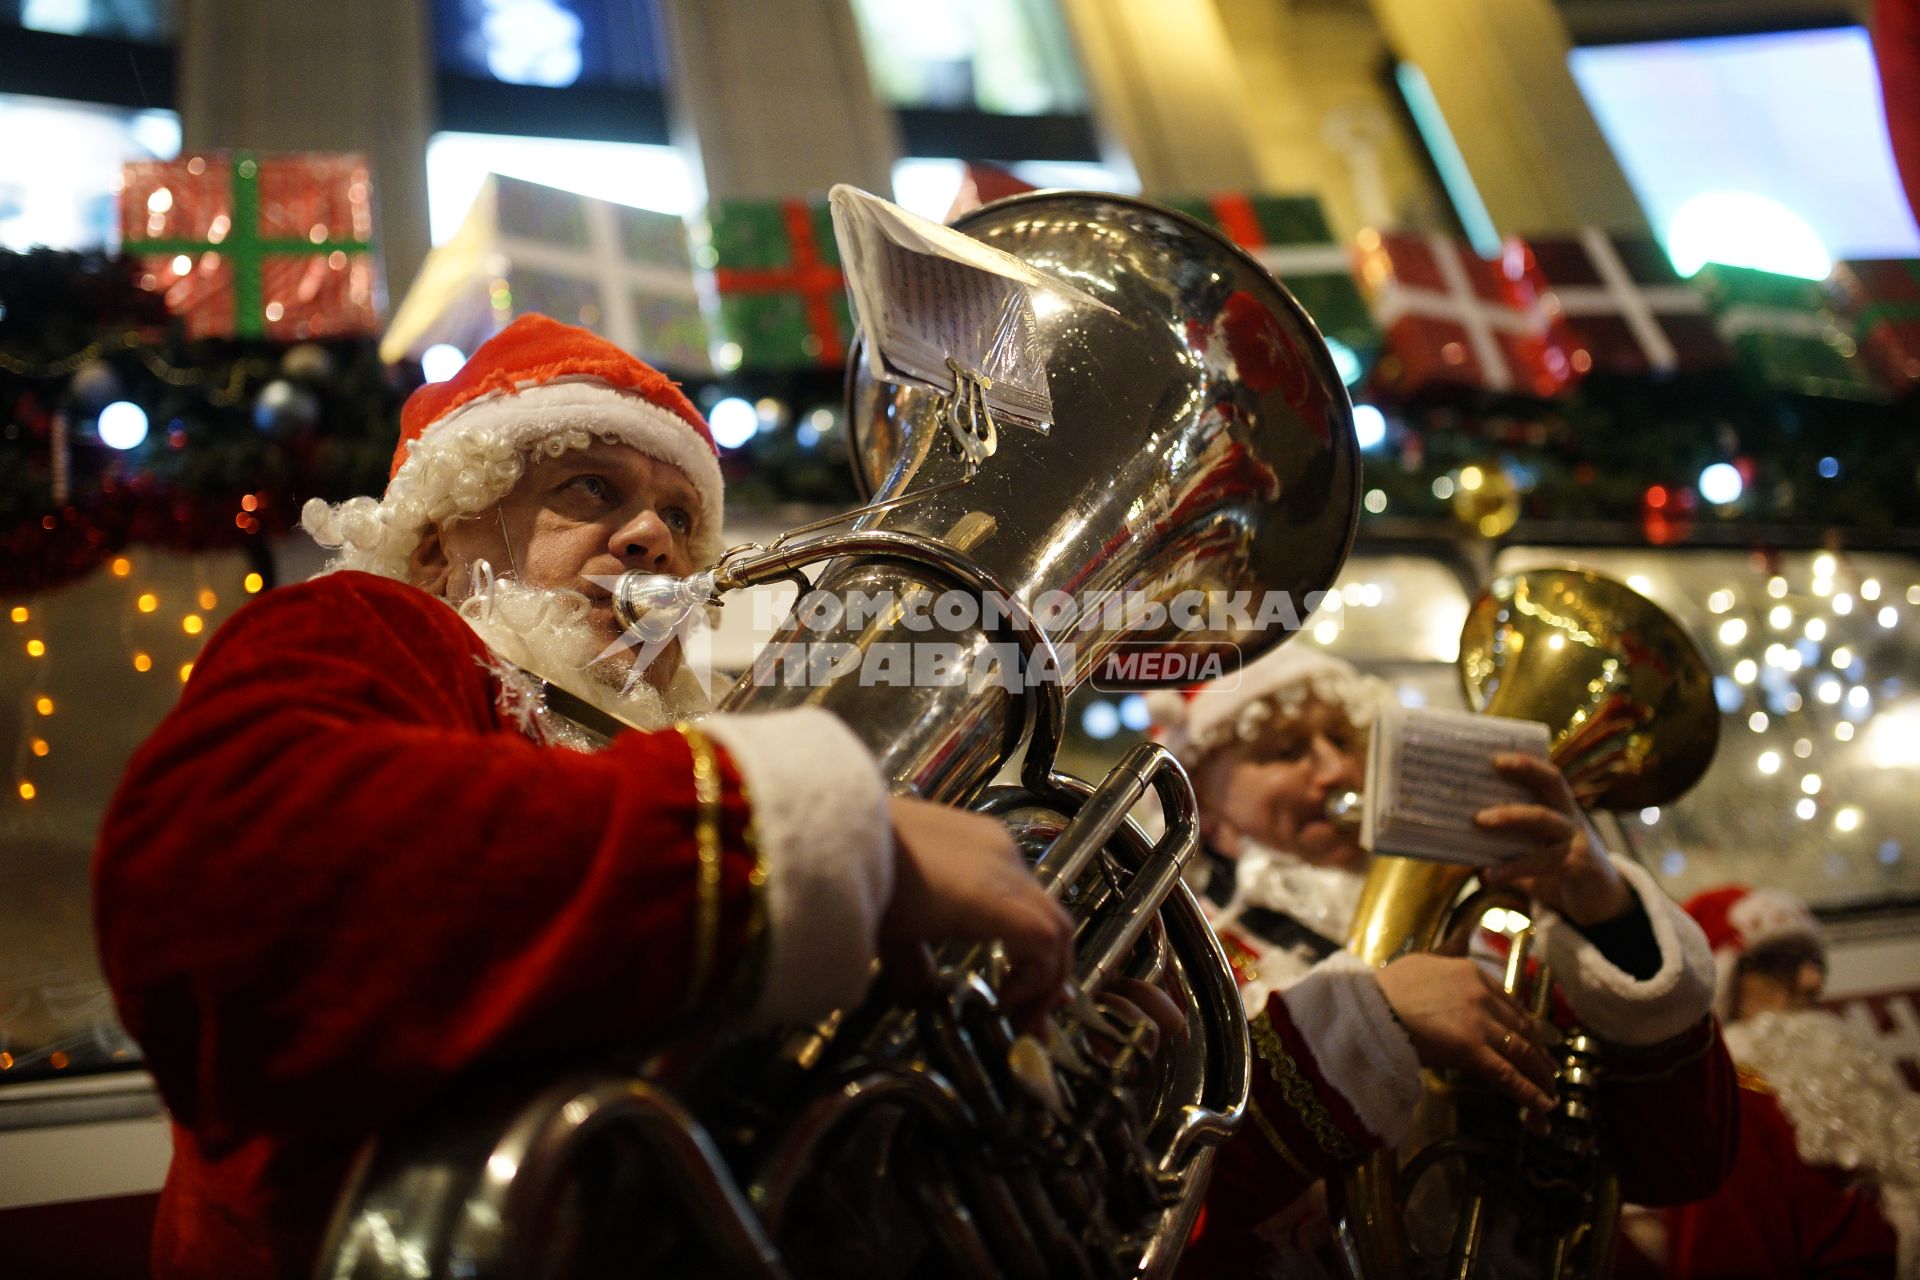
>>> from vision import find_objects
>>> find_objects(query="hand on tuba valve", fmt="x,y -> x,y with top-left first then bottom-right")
880,794 -> 1075,1025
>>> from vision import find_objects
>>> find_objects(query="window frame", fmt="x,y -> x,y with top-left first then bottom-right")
0,26 -> 174,111
433,71 -> 670,145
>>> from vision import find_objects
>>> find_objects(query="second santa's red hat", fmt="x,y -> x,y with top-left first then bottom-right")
1682,883 -> 1825,1019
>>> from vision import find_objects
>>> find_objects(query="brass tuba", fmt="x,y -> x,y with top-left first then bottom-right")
319,192 -> 1363,1279
1333,567 -> 1719,1280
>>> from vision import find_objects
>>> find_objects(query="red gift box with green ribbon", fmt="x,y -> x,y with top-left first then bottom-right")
706,198 -> 852,371
1828,259 -> 1920,393
1167,193 -> 1378,370
121,151 -> 383,341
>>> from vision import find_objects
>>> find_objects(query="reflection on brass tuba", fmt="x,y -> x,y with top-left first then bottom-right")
319,192 -> 1363,1279
1332,568 -> 1720,1280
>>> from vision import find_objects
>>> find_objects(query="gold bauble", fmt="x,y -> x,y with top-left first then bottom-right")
1450,460 -> 1521,538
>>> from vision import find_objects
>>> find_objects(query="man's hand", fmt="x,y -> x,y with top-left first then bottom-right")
882,797 -> 1075,1026
1376,953 -> 1559,1116
1473,754 -> 1633,927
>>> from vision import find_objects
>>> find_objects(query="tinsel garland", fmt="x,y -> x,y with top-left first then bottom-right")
3,246 -> 1915,602
1,249 -> 409,594
1363,370 -> 1920,539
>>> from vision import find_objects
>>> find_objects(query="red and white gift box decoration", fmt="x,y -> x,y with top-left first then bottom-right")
1527,228 -> 1731,377
1354,229 -> 1584,399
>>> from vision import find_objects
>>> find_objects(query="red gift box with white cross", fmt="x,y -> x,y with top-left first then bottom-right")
1354,230 -> 1584,399
1526,228 -> 1731,377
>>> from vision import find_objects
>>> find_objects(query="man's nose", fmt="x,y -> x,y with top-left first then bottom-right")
1310,736 -> 1357,789
609,508 -> 674,572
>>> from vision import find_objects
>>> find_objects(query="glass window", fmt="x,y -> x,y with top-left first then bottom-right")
889,157 -> 1136,222
2,547 -> 289,1082
433,0 -> 667,90
1493,546 -> 1920,910
1570,27 -> 1920,276
5,0 -> 172,42
425,130 -> 695,244
0,91 -> 179,252
848,0 -> 1086,115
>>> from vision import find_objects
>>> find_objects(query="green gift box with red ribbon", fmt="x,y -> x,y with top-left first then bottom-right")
706,198 -> 853,371
1166,193 -> 1378,370
121,151 -> 384,341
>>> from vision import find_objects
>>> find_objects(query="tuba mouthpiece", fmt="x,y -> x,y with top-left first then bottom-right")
1325,789 -> 1363,831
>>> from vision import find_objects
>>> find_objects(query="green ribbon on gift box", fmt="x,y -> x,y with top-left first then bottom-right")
133,152 -> 372,339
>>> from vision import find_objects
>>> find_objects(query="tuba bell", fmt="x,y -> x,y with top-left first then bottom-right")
319,192 -> 1363,1279
1332,567 -> 1720,1280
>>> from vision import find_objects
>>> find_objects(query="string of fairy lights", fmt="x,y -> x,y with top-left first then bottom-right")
9,550 -> 265,812
1684,552 -> 1914,868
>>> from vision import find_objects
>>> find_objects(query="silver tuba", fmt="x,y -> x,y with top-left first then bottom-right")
319,192 -> 1362,1280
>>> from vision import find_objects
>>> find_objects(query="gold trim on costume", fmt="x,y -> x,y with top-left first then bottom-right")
1248,1095 -> 1316,1180
724,757 -> 771,1015
675,722 -> 723,1012
1249,1010 -> 1360,1161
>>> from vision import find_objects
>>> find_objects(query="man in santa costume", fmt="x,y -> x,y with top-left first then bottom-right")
1628,884 -> 1914,1278
1151,648 -> 1738,1275
93,314 -> 1074,1279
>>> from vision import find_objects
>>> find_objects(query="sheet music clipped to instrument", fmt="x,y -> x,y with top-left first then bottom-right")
828,184 -> 1118,432
1361,705 -> 1552,865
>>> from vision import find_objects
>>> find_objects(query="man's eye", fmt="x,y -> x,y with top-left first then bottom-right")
662,508 -> 693,535
567,475 -> 610,500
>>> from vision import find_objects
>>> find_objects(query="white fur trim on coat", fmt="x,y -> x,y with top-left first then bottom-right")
1533,857 -> 1716,1046
1276,949 -> 1423,1144
420,379 -> 725,564
698,707 -> 893,1025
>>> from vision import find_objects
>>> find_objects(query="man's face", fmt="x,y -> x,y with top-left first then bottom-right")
1733,937 -> 1828,1021
415,442 -> 703,681
1199,696 -> 1368,870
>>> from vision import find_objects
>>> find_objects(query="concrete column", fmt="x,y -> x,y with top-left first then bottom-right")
1056,0 -> 1262,194
1364,0 -> 1648,234
176,0 -> 435,301
658,0 -> 897,201
1211,0 -> 1448,235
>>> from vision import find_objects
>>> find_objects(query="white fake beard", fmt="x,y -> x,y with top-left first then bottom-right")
1219,839 -> 1367,943
1725,1008 -> 1920,1266
453,576 -> 709,743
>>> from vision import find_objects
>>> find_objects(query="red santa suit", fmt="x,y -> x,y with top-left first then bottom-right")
1150,649 -> 1738,1276
93,318 -> 896,1279
1641,887 -> 1912,1279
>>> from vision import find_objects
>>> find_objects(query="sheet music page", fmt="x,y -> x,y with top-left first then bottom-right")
827,184 -> 1118,432
1363,706 -> 1552,865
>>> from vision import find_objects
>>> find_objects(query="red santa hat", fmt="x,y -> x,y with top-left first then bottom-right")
1682,883 -> 1826,1021
1146,644 -> 1391,769
302,314 -> 724,577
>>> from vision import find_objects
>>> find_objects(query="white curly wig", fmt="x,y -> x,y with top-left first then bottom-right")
1146,644 -> 1391,770
301,418 -> 598,580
